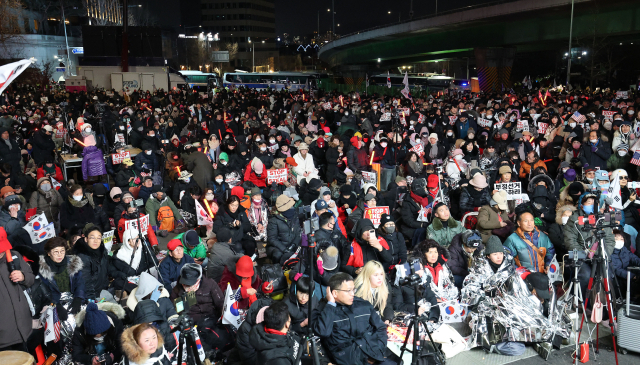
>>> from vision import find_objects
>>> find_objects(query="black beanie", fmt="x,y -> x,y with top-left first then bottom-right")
380,214 -> 393,227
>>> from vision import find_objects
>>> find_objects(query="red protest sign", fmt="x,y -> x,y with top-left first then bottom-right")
410,143 -> 424,157
477,118 -> 492,128
537,122 -> 549,135
364,206 -> 390,228
448,116 -> 458,125
267,168 -> 288,184
602,111 -> 615,120
111,150 -> 131,164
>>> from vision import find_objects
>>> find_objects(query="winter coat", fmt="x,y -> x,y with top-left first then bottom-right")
38,255 -> 85,303
134,151 -> 159,174
73,238 -> 111,300
341,219 -> 393,276
381,230 -> 407,269
504,229 -> 555,272
172,178 -> 199,204
447,233 -> 485,278
127,284 -> 178,324
227,298 -> 273,365
249,325 -> 302,365
207,240 -> 243,283
580,139 -> 612,170
459,186 -> 491,212
610,246 -> 640,281
285,283 -> 319,334
182,151 -> 214,191
212,208 -> 251,250
0,250 -> 35,349
158,254 -> 195,289
391,284 -> 440,322
36,164 -> 64,183
173,231 -> 207,259
81,146 -> 108,180
400,193 -> 427,241
312,297 -> 387,365
347,145 -> 369,173
72,302 -> 125,365
563,194 -> 615,256
31,130 -> 56,166
144,196 -> 183,227
0,207 -> 26,237
115,167 -> 138,190
477,205 -> 510,243
29,185 -> 64,225
121,326 -> 172,365
59,196 -> 97,232
426,217 -> 466,248
109,246 -> 157,292
218,258 -> 272,310
170,276 -> 224,322
266,212 -> 301,264
0,134 -> 22,174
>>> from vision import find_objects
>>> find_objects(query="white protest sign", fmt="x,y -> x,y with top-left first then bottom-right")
380,112 -> 391,122
409,143 -> 424,157
103,230 -> 115,253
322,102 -> 331,110
616,91 -> 629,99
266,168 -> 288,184
494,182 -> 521,199
363,206 -> 390,228
531,114 -> 541,122
602,110 -> 616,120
115,133 -> 125,144
517,120 -> 529,132
417,113 -> 425,124
537,122 -> 549,135
448,116 -> 458,125
124,214 -> 149,236
111,150 -> 131,164
477,118 -> 492,128
362,171 -> 377,184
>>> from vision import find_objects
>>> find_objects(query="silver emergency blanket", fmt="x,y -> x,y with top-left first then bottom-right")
461,256 -> 571,348
424,263 -> 459,302
57,292 -> 83,365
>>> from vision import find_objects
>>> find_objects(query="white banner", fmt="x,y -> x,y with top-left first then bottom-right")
124,214 -> 149,235
0,59 -> 34,95
602,110 -> 616,121
362,171 -> 377,184
477,118 -> 492,128
494,182 -> 521,200
616,91 -> 629,99
267,168 -> 288,184
517,120 -> 529,132
111,150 -> 131,164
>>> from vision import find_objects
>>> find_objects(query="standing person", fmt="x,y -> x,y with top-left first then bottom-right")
0,227 -> 35,351
266,195 -> 301,264
0,127 -> 22,175
29,177 -> 64,228
182,147 -> 214,191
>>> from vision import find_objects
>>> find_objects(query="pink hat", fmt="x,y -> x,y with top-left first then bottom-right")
453,149 -> 464,157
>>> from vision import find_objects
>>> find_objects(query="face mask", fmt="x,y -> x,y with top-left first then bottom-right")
255,138 -> 261,142
344,112 -> 349,116
455,155 -> 463,160
94,335 -> 105,343
138,127 -> 144,131
235,117 -> 239,121
562,216 -> 569,225
85,127 -> 92,133
380,142 -> 387,148
629,110 -> 635,115
269,139 -> 275,143
615,239 -> 625,250
149,133 -> 155,138
373,106 -> 377,110
260,146 -> 267,152
73,195 -> 83,201
119,126 -> 125,130
447,132 -> 453,137
415,138 -> 421,143
385,226 -> 396,234
486,115 -> 493,119
184,177 -> 190,183
253,197 -> 261,203
569,122 -> 576,128
40,184 -> 51,192
562,168 -> 569,173
619,151 -> 628,156
583,205 -> 594,214
146,150 -> 152,155
590,139 -> 597,144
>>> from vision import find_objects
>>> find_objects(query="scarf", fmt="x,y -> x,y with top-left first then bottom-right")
428,187 -> 439,200
425,262 -> 442,285
241,277 -> 258,306
227,206 -> 240,220
488,259 -> 502,273
43,164 -> 56,175
429,144 -> 439,159
2,138 -> 11,150
68,195 -> 89,208
411,191 -> 431,208
45,255 -> 68,275
346,237 -> 390,268
514,227 -> 546,272
408,160 -> 424,174
281,208 -> 296,220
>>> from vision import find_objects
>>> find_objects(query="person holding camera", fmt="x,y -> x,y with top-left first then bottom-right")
391,260 -> 441,322
312,273 -> 392,365
170,263 -> 224,322
71,302 -> 124,365
448,230 -> 485,289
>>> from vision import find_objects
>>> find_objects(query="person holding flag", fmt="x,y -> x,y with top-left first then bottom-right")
218,255 -> 274,310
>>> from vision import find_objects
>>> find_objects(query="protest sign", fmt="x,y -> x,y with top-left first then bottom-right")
103,230 -> 115,252
363,206 -> 390,227
517,120 -> 529,132
494,119 -> 505,130
417,113 -> 425,123
380,112 -> 392,121
115,133 -> 125,144
111,150 -> 131,164
362,171 -> 377,184
603,110 -> 616,120
124,214 -> 149,235
266,168 -> 288,184
531,114 -> 541,122
477,118 -> 492,128
322,102 -> 331,110
616,91 -> 629,99
409,143 -> 424,157
494,182 -> 529,204
537,122 -> 549,135
448,116 -> 458,125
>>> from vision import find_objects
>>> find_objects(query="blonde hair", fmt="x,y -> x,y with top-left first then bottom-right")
354,261 -> 389,314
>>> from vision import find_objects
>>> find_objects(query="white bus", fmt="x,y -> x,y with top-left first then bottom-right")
222,71 -> 327,91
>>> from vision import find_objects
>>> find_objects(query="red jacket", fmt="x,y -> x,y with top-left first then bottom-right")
243,164 -> 267,187
36,165 -> 64,183
218,266 -> 273,309
117,211 -> 159,246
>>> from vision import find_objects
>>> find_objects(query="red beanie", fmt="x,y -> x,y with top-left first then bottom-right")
350,136 -> 360,148
427,174 -> 439,188
0,227 -> 11,252
231,186 -> 244,199
236,255 -> 254,277
167,239 -> 182,251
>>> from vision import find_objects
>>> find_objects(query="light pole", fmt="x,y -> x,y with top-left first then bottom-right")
249,39 -> 254,72
332,0 -> 335,35
566,0 -> 575,85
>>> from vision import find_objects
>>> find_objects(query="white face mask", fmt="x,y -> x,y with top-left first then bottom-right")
455,155 -> 463,160
486,115 -> 493,119
562,216 -> 569,225
590,139 -> 598,144
85,127 -> 92,133
447,132 -> 453,137
119,126 -> 125,130
569,122 -> 576,128
468,134 -> 475,139
149,133 -> 155,138
619,151 -> 628,156
344,112 -> 349,116
255,138 -> 261,142
73,195 -> 83,201
373,106 -> 377,110
629,110 -> 635,115
380,142 -> 387,148
146,150 -> 152,155
269,139 -> 275,143
215,178 -> 223,184
260,146 -> 267,152
40,184 -> 51,192
415,138 -> 421,143
615,239 -> 625,250
562,168 -> 569,173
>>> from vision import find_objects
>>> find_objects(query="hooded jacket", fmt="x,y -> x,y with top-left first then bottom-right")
207,239 -> 243,283
81,145 -> 108,180
227,297 -> 273,365
120,325 -> 171,365
249,324 -> 302,365
29,178 -> 64,225
0,128 -> 22,173
127,273 -> 178,322
72,302 -> 125,365
341,219 -> 392,276
447,233 -> 485,278
38,254 -> 85,303
144,194 -> 183,227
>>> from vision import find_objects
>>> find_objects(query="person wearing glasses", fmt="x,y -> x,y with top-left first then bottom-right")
312,273 -> 392,365
611,169 -> 640,228
72,224 -> 110,300
39,237 -> 85,312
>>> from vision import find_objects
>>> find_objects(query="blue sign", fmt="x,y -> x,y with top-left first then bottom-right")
55,67 -> 65,72
71,47 -> 84,54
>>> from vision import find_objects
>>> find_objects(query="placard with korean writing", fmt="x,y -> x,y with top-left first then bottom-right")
448,116 -> 458,125
266,168 -> 288,184
362,171 -> 377,184
616,91 -> 629,99
603,110 -> 616,120
517,120 -> 529,132
537,122 -> 549,135
112,150 -> 131,164
380,112 -> 392,122
409,143 -> 424,157
124,214 -> 149,236
477,118 -> 492,128
364,206 -> 390,228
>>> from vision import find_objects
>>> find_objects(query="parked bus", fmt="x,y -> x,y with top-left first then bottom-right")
222,71 -> 327,91
177,71 -> 219,93
368,74 -> 470,91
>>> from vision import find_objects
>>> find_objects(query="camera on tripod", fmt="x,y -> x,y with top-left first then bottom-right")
398,259 -> 423,287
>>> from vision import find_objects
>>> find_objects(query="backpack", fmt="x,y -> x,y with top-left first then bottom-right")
157,205 -> 175,231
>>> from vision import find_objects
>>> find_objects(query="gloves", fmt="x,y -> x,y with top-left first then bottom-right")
293,273 -> 303,282
70,297 -> 83,315
153,245 -> 160,254
151,225 -> 158,232
317,259 -> 325,276
56,303 -> 68,321
591,146 -> 597,152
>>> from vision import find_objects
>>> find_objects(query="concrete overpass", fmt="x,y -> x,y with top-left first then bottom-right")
318,0 -> 640,91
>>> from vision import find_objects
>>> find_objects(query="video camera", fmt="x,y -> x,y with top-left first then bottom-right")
398,259 -> 423,287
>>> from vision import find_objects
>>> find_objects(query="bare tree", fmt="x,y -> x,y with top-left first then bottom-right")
0,0 -> 25,58
225,42 -> 238,61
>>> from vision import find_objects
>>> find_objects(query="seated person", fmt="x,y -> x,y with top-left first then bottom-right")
0,194 -> 26,237
173,229 -> 207,264
354,261 -> 393,323
116,204 -> 159,248
284,277 -> 318,335
145,185 -> 185,236
426,203 -> 465,248
71,302 -> 124,365
126,272 -> 178,324
138,176 -> 154,205
391,261 -> 440,322
312,273 -> 390,365
341,219 -> 392,277
218,255 -> 274,310
158,239 -> 195,289
414,239 -> 459,302
170,263 -> 224,322
348,193 -> 377,233
249,301 -> 302,365
504,211 -> 555,273
610,230 -> 640,298
378,214 -> 407,271
120,323 -> 173,365
477,190 -> 512,243
525,272 -> 552,317
207,228 -> 243,282
227,298 -> 273,365
109,228 -> 157,294
448,230 -> 485,289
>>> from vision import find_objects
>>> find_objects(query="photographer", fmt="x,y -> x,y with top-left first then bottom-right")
312,273 -> 391,365
170,263 -> 224,322
71,302 -> 124,365
391,262 -> 441,323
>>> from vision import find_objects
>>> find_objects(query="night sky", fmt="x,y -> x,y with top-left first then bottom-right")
274,0 -> 496,37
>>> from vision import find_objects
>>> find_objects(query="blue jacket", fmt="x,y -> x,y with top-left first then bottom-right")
138,185 -> 153,205
579,139 -> 612,170
38,255 -> 85,303
610,246 -> 640,280
504,229 -> 555,272
455,118 -> 478,139
158,254 -> 195,289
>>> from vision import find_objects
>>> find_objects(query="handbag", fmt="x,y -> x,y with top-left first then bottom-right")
591,293 -> 603,323
259,264 -> 288,293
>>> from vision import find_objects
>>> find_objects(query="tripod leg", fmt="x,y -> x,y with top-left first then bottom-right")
397,319 -> 414,365
575,261 -> 598,364
601,273 -> 620,365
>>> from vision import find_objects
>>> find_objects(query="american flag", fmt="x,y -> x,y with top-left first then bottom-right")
45,306 -> 61,343
572,111 -> 586,124
631,151 -> 640,166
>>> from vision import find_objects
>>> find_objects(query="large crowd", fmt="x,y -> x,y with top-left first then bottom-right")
0,82 -> 639,365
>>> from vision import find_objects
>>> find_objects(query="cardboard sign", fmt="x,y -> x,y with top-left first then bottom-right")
55,129 -> 66,139
517,120 -> 529,132
537,122 -> 549,135
603,110 -> 616,120
477,118 -> 492,128
409,143 -> 424,157
494,119 -> 505,130
111,150 -> 131,164
362,171 -> 377,184
616,91 -> 629,99
448,116 -> 458,125
380,112 -> 391,122
363,206 -> 390,228
494,182 -> 521,199
322,102 -> 331,110
266,168 -> 288,184
115,133 -> 125,144
531,114 -> 541,122
417,113 -> 425,124
124,214 -> 149,236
